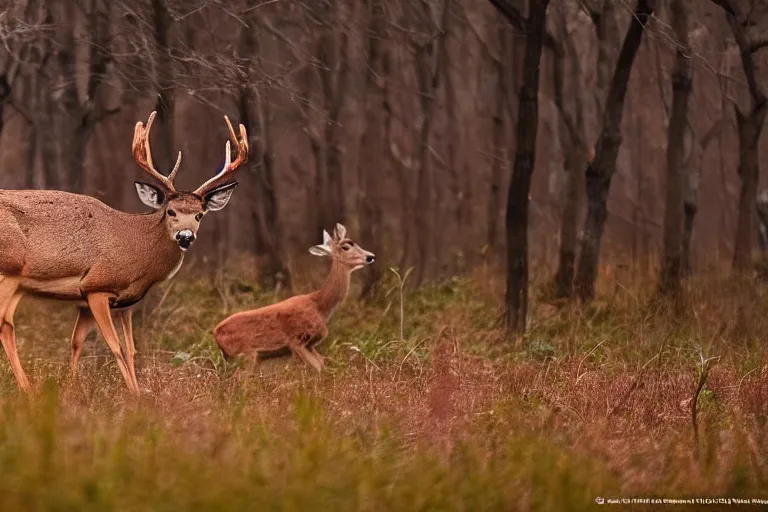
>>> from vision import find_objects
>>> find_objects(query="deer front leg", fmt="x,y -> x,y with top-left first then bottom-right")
0,283 -> 29,391
306,324 -> 328,372
310,348 -> 325,371
87,293 -> 140,395
70,307 -> 96,376
118,309 -> 138,387
290,342 -> 323,373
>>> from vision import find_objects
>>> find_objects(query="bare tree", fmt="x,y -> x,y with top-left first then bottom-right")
489,0 -> 551,333
658,0 -> 692,296
574,0 -> 655,301
297,0 -> 351,233
469,13 -> 514,256
551,7 -> 591,299
149,0 -> 177,171
486,24 -> 509,255
682,119 -> 725,277
358,0 -> 389,296
55,0 -> 120,193
237,10 -> 291,291
410,0 -> 450,286
711,0 -> 767,272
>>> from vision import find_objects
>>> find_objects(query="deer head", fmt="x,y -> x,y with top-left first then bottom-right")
132,111 -> 249,251
309,223 -> 375,271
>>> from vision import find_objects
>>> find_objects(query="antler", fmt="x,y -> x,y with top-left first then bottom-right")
193,115 -> 249,197
132,111 -> 182,193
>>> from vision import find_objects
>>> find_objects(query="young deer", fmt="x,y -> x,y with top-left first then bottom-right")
213,223 -> 375,371
0,111 -> 249,394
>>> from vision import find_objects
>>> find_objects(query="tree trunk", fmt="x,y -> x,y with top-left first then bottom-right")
575,0 -> 654,301
413,61 -> 436,287
659,0 -> 691,296
318,7 -> 349,227
359,0 -> 387,297
487,109 -> 505,253
412,0 -> 449,287
236,19 -> 291,291
504,0 -> 550,333
681,120 -> 724,277
682,201 -> 696,276
709,0 -> 768,272
59,0 -> 110,194
151,0 -> 176,171
554,151 -> 588,297
487,23 -> 510,255
551,11 -> 590,299
733,103 -> 768,271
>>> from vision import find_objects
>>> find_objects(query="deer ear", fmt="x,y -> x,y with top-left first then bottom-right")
323,229 -> 332,246
204,181 -> 238,211
333,223 -> 347,240
309,245 -> 332,257
135,182 -> 165,209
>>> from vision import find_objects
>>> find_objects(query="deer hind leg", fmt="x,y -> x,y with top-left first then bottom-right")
87,293 -> 139,395
70,307 -> 96,377
0,280 -> 30,391
118,309 -> 138,387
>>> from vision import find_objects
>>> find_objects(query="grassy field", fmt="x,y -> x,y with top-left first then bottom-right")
1,263 -> 767,511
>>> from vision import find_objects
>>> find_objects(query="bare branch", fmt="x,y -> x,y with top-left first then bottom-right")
486,0 -> 527,31
710,0 -> 766,104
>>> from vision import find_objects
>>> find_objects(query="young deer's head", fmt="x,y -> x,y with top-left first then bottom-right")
132,111 -> 249,251
309,223 -> 375,271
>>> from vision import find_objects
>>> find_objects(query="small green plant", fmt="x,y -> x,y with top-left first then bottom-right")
389,266 -> 414,341
691,344 -> 720,462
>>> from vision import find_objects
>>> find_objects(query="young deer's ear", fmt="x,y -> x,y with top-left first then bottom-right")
204,181 -> 238,211
135,181 -> 165,209
333,223 -> 347,240
309,245 -> 332,257
310,229 -> 333,257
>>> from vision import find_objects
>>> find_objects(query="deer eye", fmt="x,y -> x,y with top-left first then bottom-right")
167,209 -> 177,217
342,243 -> 351,251
195,213 -> 203,222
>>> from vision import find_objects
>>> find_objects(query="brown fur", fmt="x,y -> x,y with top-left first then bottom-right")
0,190 -> 185,303
213,223 -> 374,372
0,112 -> 249,394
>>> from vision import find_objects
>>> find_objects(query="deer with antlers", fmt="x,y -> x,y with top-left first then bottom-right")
213,223 -> 375,372
0,111 -> 249,394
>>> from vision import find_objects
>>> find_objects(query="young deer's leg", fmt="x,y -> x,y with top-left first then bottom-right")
309,348 -> 325,371
118,309 -> 138,387
0,284 -> 30,391
87,293 -> 139,395
290,342 -> 323,373
70,307 -> 96,376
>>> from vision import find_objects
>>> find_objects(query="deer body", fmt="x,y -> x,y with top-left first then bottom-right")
0,111 -> 250,394
0,191 -> 181,305
213,224 -> 373,372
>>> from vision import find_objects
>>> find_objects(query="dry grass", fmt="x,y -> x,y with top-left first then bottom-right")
0,265 -> 767,510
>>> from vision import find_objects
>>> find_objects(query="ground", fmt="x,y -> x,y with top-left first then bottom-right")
0,264 -> 766,510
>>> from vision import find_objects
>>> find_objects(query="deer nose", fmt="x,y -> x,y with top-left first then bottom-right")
365,254 -> 375,264
176,230 -> 195,249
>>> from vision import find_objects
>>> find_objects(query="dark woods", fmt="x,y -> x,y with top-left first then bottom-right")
0,0 -> 766,332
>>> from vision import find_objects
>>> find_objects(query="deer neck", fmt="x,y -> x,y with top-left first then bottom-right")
142,210 -> 185,277
312,259 -> 351,320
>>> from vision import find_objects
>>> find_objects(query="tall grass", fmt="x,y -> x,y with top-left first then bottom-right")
0,265 -> 766,510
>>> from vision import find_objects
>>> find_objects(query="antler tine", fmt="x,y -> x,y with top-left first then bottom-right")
168,151 -> 182,182
193,115 -> 250,197
131,111 -> 179,194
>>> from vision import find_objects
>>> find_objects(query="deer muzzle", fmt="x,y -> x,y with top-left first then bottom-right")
175,229 -> 196,250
